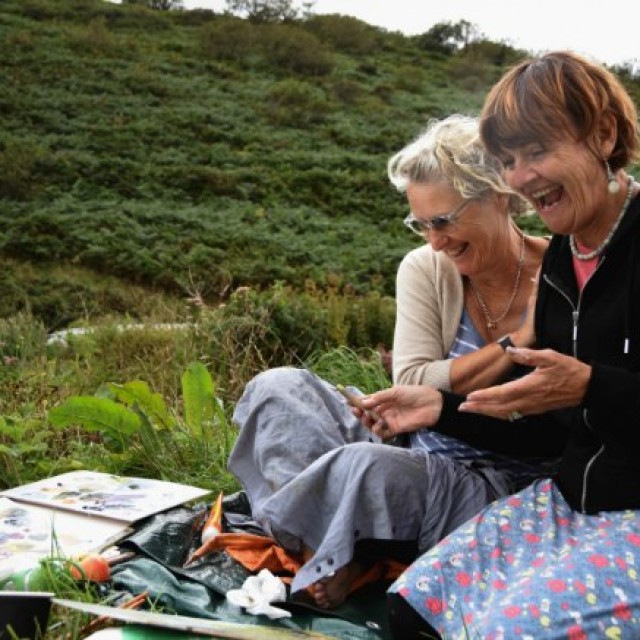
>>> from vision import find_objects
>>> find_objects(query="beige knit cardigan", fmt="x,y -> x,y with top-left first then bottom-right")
392,244 -> 464,391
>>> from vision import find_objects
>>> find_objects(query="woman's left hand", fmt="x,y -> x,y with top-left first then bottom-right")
458,347 -> 591,419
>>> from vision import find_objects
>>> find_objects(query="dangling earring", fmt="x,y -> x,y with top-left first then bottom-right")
605,159 -> 620,194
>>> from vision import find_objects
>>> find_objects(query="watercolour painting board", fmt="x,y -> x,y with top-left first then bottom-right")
1,470 -> 210,524
0,497 -> 131,579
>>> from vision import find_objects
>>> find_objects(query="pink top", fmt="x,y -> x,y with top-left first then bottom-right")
572,240 -> 599,290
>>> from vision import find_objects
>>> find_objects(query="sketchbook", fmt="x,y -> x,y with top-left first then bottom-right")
0,470 -> 210,579
1,470 -> 210,524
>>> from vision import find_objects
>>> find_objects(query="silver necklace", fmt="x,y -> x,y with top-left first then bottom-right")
570,176 -> 635,261
468,230 -> 526,330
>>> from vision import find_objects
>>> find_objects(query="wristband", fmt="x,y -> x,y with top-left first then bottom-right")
497,334 -> 515,351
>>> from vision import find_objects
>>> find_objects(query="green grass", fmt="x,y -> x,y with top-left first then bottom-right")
0,307 -> 392,489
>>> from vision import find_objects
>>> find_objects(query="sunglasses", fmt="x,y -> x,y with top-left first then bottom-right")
403,199 -> 473,236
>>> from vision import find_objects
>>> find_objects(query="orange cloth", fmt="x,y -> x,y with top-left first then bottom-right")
350,559 -> 406,593
187,532 -> 302,582
187,530 -> 407,594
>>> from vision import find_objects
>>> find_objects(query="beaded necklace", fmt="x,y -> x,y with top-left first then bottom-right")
570,176 -> 635,261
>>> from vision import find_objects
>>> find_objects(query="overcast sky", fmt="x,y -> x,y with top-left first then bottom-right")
175,0 -> 639,67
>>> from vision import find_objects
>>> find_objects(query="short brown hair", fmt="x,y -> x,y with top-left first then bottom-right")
480,51 -> 639,171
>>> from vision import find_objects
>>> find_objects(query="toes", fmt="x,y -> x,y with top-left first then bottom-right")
313,583 -> 332,609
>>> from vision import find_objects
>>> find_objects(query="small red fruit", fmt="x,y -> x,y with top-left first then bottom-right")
69,554 -> 111,583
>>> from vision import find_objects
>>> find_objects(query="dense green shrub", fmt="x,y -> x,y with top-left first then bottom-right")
0,139 -> 48,201
65,17 -> 117,55
263,79 -> 331,126
256,23 -> 335,75
329,77 -> 365,104
461,39 -> 526,66
391,65 -> 427,93
199,17 -> 257,62
446,55 -> 500,92
200,18 -> 334,76
304,14 -> 379,54
173,7 -> 216,26
198,281 -> 395,372
21,0 -> 58,20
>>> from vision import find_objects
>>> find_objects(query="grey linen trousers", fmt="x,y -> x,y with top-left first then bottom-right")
228,367 -> 508,593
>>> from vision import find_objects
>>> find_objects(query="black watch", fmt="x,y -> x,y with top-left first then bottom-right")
497,334 -> 515,351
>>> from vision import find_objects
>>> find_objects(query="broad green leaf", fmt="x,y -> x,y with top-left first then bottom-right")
48,397 -> 141,436
181,361 -> 215,438
107,381 -> 175,430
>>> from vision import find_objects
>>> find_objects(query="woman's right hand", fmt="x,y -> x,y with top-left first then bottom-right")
355,385 -> 444,439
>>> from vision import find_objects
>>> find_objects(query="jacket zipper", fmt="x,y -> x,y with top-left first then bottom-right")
543,272 -> 603,513
580,410 -> 602,513
542,274 -> 580,358
543,256 -> 606,358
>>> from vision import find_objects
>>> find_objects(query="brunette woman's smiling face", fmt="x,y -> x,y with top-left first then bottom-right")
499,137 -> 611,240
406,182 -> 511,278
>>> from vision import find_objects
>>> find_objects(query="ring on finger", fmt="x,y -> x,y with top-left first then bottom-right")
507,410 -> 523,422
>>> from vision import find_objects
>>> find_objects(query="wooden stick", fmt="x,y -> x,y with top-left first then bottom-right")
58,591 -> 148,640
105,550 -> 137,567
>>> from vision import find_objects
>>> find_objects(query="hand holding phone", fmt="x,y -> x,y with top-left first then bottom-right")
335,384 -> 382,422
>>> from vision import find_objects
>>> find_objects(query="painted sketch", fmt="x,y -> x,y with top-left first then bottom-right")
1,470 -> 210,524
0,497 -> 129,579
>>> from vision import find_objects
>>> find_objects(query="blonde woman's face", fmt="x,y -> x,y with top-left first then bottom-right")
406,182 -> 511,277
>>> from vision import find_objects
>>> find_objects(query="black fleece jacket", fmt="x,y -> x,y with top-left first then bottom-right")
435,193 -> 640,514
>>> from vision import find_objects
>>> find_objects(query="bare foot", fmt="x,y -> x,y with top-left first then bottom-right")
312,561 -> 365,609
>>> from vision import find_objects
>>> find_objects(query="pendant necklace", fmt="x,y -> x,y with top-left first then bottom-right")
468,229 -> 526,331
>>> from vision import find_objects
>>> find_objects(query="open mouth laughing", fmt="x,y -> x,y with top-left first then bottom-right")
446,243 -> 468,259
531,185 -> 563,211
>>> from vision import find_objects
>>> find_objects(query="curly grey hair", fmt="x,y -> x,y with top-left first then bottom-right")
388,114 -> 527,214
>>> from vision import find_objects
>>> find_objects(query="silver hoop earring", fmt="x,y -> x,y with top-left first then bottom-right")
606,159 -> 620,194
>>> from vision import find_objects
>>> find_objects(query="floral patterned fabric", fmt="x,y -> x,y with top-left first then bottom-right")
389,479 -> 640,639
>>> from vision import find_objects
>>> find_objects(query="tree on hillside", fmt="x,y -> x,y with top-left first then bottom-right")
122,0 -> 184,9
417,20 -> 477,54
225,0 -> 310,22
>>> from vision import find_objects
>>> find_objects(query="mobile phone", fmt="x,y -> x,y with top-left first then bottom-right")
335,384 -> 382,421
